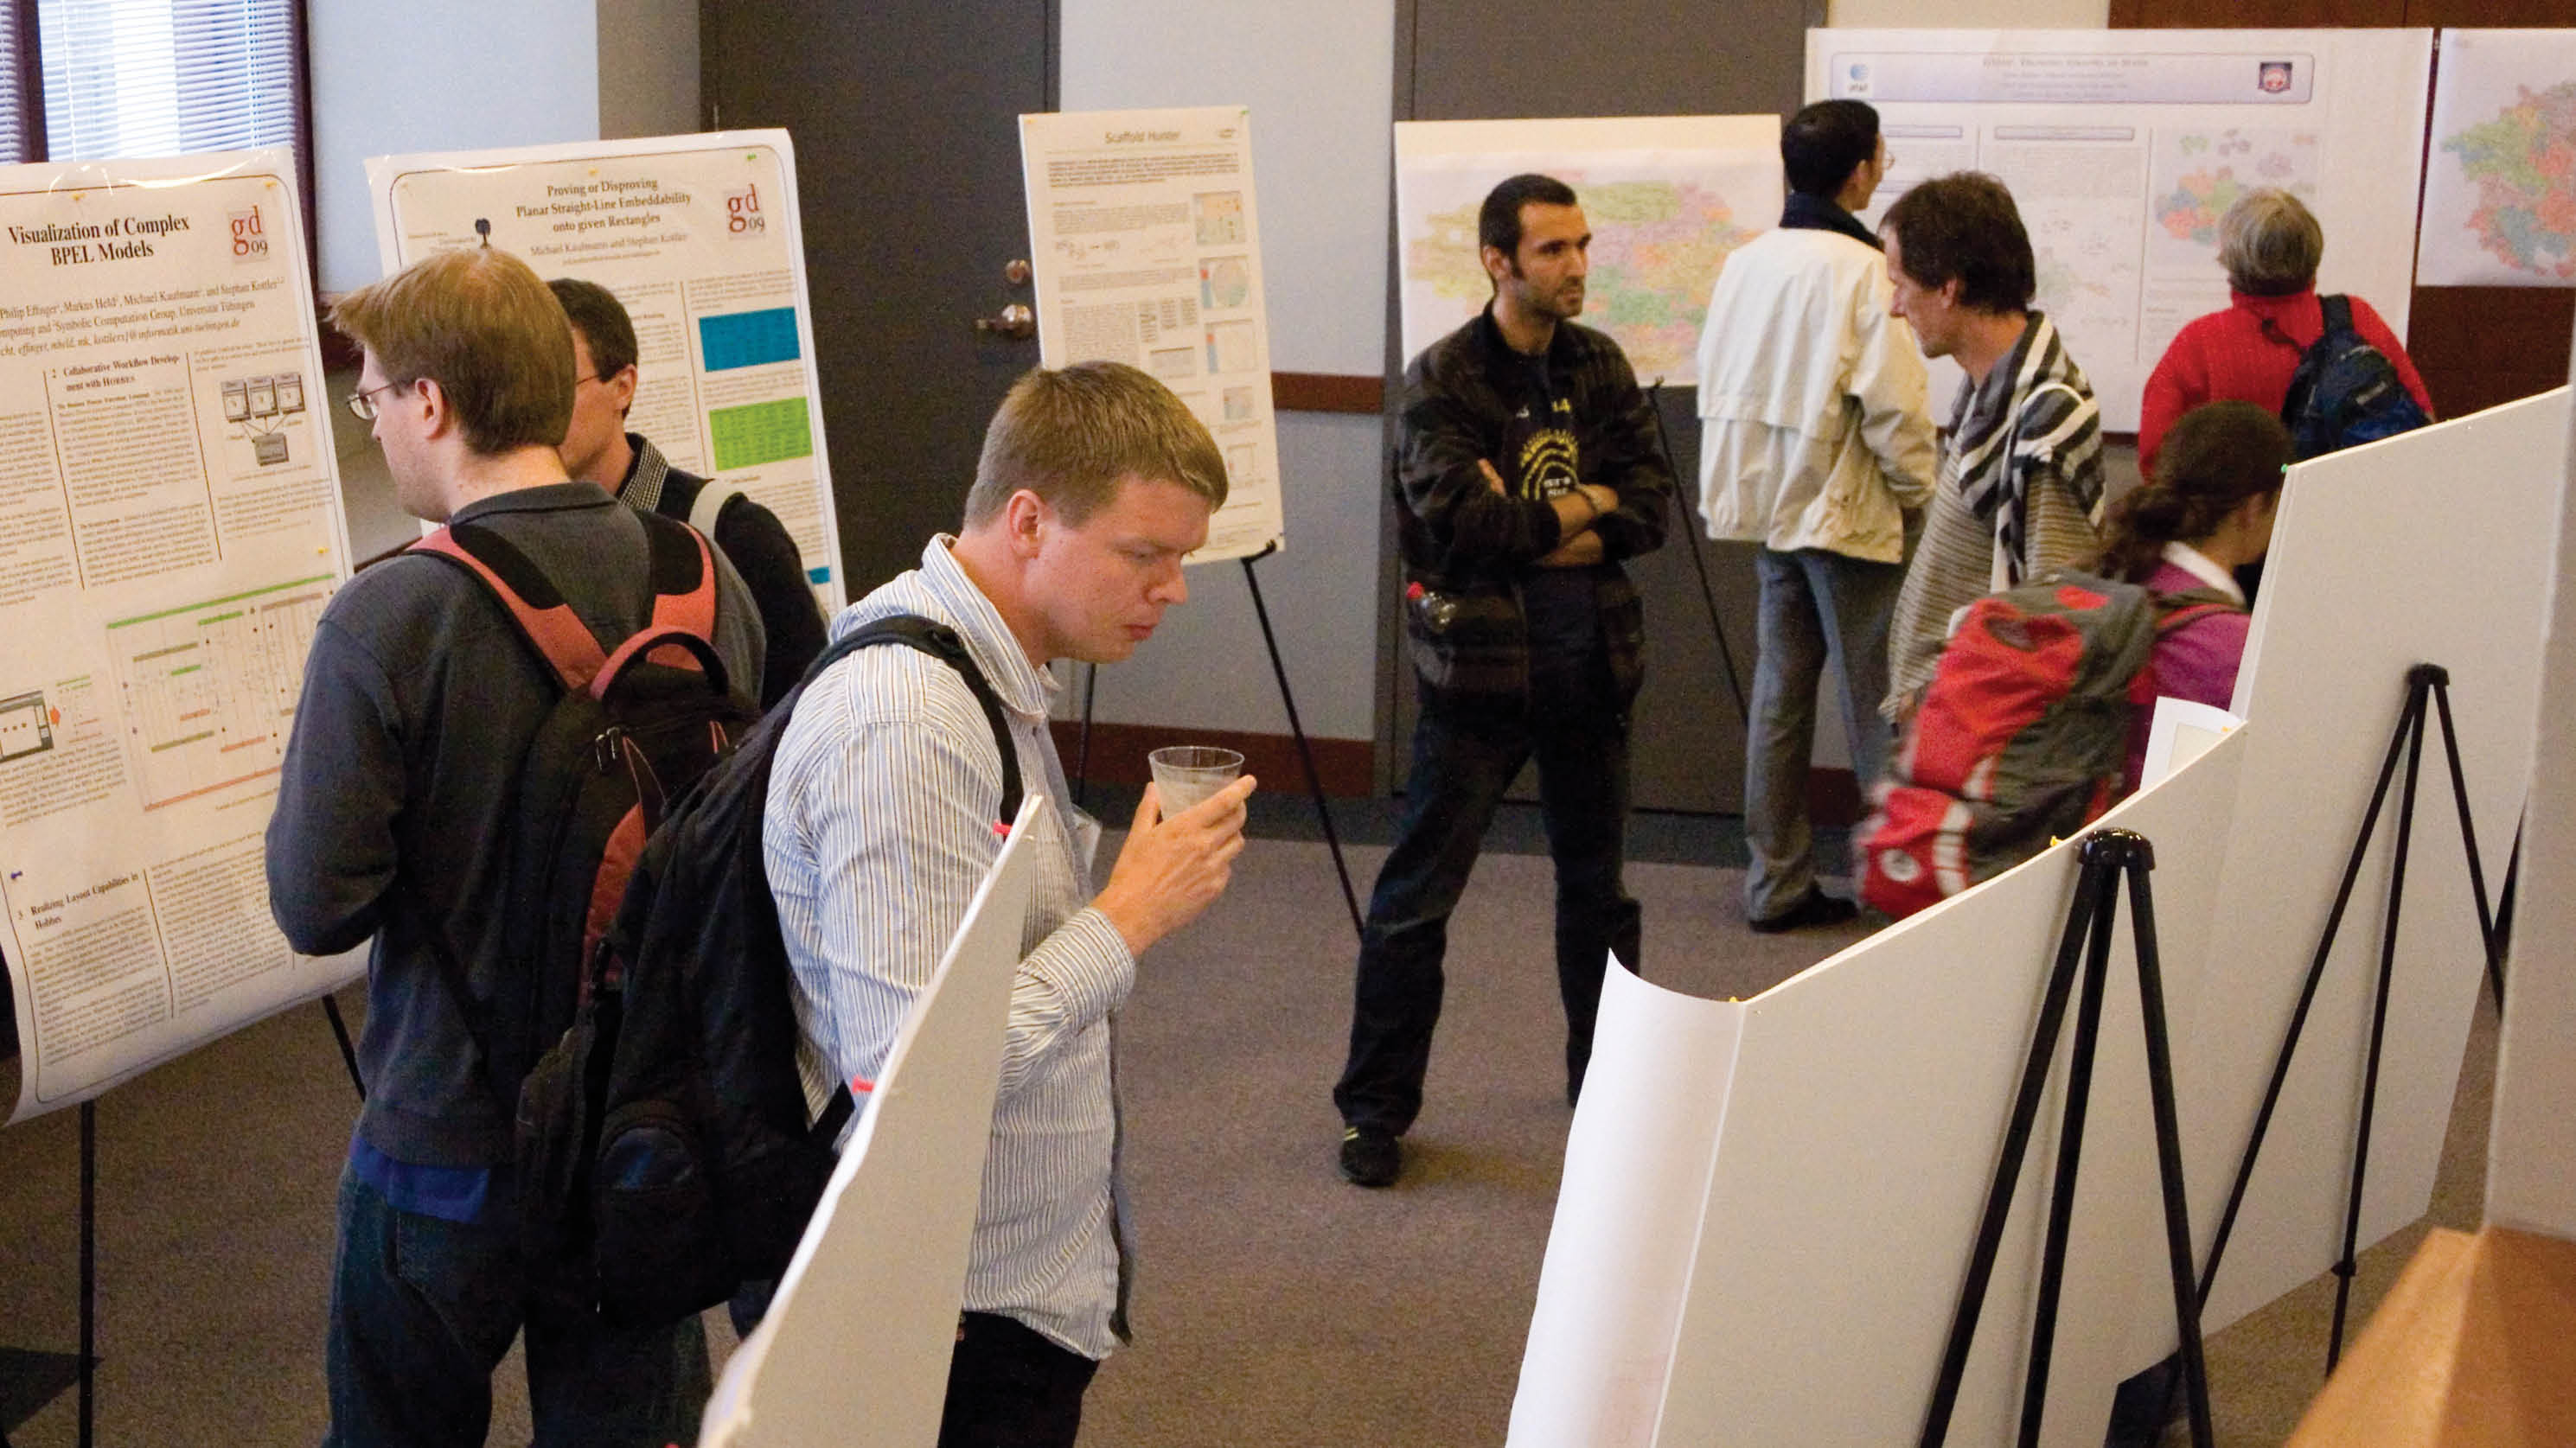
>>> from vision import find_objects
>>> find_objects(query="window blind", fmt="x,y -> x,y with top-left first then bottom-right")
36,0 -> 300,165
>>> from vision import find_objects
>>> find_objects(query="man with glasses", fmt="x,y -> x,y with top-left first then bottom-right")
273,246 -> 763,1447
1693,99 -> 1936,933
549,277 -> 825,708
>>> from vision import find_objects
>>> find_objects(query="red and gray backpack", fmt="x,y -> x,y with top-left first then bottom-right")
1859,572 -> 2239,921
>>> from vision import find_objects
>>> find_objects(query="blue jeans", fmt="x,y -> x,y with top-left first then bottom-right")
1334,660 -> 1641,1134
323,1169 -> 710,1448
1744,547 -> 1902,920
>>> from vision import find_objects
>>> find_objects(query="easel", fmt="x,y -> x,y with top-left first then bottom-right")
1644,381 -> 1750,729
1920,830 -> 2215,1448
1071,541 -> 1365,941
2190,662 -> 2511,1373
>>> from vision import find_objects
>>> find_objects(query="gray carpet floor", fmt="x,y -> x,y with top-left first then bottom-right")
0,814 -> 2493,1445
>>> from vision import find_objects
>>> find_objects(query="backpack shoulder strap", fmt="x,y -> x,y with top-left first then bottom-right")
2320,294 -> 2354,335
408,522 -> 610,692
824,615 -> 1026,832
687,481 -> 745,539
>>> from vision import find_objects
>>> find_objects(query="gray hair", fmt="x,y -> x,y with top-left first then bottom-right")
2217,188 -> 2323,296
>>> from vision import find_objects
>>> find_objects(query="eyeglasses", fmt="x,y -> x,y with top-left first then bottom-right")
346,379 -> 411,421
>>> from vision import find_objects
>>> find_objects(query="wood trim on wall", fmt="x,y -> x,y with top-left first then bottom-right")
1047,720 -> 1375,798
1273,371 -> 1384,414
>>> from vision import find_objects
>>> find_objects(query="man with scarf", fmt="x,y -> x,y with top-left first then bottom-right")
1878,171 -> 2105,723
1693,99 -> 1938,933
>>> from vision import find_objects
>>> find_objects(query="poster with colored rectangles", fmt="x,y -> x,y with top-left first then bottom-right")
1809,28 -> 2433,433
366,131 -> 843,610
1393,116 -> 1782,386
2417,29 -> 2576,287
0,150 -> 361,1123
1018,106 -> 1286,564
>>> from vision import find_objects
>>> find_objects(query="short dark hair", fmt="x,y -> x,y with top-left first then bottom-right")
547,277 -> 639,382
1879,172 -> 2035,316
1478,173 -> 1579,259
1783,100 -> 1879,198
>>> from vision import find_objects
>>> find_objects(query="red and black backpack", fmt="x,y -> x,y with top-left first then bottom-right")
1859,572 -> 2239,922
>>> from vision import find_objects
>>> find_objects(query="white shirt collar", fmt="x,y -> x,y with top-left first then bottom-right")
2159,540 -> 2246,604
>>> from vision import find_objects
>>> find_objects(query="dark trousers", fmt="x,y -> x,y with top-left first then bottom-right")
1334,668 -> 1641,1135
937,1311 -> 1101,1448
323,1170 -> 709,1448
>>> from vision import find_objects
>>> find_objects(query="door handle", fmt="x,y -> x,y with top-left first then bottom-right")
975,303 -> 1035,340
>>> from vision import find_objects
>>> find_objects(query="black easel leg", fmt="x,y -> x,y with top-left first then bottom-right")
2122,843 -> 2216,1448
2328,683 -> 2431,1372
79,1098 -> 94,1448
2428,678 -> 2506,1010
2491,824 -> 2522,982
1678,522 -> 1751,730
320,995 -> 364,1100
1238,553 -> 1364,941
2196,678 -> 2425,1311
2017,853 -> 2122,1448
1918,864 -> 2102,1448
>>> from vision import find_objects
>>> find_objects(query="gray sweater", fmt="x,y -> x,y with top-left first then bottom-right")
266,482 -> 764,1166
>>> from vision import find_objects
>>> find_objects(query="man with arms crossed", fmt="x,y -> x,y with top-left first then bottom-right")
1695,99 -> 1936,933
1333,173 -> 1672,1190
769,361 -> 1255,1448
549,276 -> 826,708
268,247 -> 763,1447
1878,172 -> 2105,722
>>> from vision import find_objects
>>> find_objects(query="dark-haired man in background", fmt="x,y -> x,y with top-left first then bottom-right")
550,277 -> 824,707
1695,99 -> 1935,933
1878,171 -> 2105,723
1333,173 -> 1672,1189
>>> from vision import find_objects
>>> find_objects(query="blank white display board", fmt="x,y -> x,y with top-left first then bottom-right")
700,795 -> 1042,1448
1512,730 -> 2248,1447
2170,390 -> 2567,1337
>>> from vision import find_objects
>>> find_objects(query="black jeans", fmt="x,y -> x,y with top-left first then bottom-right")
937,1312 -> 1101,1448
1334,664 -> 1642,1134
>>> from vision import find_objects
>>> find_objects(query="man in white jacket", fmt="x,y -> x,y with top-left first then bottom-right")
1694,99 -> 1937,932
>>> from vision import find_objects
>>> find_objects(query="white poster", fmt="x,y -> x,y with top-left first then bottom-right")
367,131 -> 844,610
0,150 -> 360,1121
1393,116 -> 1782,386
1018,106 -> 1287,565
1810,29 -> 2435,433
2418,29 -> 2576,287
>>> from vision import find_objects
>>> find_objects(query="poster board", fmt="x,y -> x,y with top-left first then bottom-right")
2417,29 -> 2576,288
0,149 -> 361,1122
1806,29 -> 2435,434
367,131 -> 844,611
1510,733 -> 2247,1447
700,795 -> 1040,1448
2166,390 -> 2566,1338
1018,106 -> 1287,564
1392,115 -> 1782,386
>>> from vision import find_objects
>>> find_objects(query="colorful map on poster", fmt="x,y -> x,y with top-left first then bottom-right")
2151,129 -> 2320,248
1395,119 -> 1781,386
2419,29 -> 2576,288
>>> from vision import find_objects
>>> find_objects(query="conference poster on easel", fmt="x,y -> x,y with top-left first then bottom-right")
1392,114 -> 1782,386
1808,28 -> 2434,434
1017,105 -> 1286,565
366,131 -> 846,612
0,149 -> 361,1122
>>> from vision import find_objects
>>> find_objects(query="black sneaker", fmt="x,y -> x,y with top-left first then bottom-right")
1339,1126 -> 1400,1188
1748,887 -> 1859,935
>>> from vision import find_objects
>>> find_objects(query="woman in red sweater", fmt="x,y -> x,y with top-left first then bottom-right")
2138,188 -> 2432,476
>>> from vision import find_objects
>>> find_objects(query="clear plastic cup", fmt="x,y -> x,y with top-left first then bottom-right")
1147,745 -> 1244,817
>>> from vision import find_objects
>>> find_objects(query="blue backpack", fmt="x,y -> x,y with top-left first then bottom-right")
2274,295 -> 2430,461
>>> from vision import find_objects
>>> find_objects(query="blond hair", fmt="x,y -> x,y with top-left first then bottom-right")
2217,188 -> 2323,296
962,361 -> 1228,526
330,247 -> 575,456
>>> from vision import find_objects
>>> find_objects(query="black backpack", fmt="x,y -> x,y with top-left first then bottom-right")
408,513 -> 758,1128
518,612 -> 1024,1330
2274,294 -> 2430,461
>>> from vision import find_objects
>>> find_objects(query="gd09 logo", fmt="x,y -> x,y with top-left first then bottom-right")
230,207 -> 269,261
725,184 -> 766,236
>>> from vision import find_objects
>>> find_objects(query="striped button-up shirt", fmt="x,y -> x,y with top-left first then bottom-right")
766,536 -> 1135,1359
